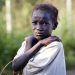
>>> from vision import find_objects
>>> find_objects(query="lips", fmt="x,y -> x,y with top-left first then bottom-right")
36,32 -> 44,36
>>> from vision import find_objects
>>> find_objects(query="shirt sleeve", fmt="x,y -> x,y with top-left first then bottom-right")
27,41 -> 61,68
14,41 -> 26,59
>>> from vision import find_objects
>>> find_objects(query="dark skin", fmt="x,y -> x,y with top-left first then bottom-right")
12,9 -> 61,74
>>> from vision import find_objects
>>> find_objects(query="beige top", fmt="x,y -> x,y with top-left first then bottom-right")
14,40 -> 66,75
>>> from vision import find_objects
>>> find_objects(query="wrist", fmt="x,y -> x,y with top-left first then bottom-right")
38,40 -> 44,46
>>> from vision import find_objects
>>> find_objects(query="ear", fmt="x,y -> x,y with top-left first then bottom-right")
53,21 -> 58,30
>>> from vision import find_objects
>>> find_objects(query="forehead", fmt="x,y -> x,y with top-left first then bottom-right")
32,10 -> 51,20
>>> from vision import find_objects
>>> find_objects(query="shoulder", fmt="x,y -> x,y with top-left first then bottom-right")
47,41 -> 63,49
21,40 -> 26,46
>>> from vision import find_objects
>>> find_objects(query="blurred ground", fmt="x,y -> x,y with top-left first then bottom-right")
67,69 -> 75,75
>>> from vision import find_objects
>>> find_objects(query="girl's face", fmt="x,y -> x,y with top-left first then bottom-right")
32,10 -> 53,40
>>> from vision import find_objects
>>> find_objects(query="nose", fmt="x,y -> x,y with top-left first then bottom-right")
36,23 -> 43,30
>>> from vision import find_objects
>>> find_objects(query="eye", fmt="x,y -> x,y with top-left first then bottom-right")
32,21 -> 37,25
44,22 -> 49,24
40,21 -> 49,25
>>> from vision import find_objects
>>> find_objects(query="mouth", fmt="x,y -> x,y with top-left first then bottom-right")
36,31 -> 44,36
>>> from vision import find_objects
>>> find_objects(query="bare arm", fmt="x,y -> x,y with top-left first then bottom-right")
12,36 -> 61,72
12,39 -> 43,71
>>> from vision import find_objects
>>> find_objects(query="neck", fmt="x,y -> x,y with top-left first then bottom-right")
38,34 -> 51,41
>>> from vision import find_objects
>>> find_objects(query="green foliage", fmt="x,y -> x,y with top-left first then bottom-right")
0,0 -> 5,11
0,0 -> 75,75
63,36 -> 75,69
0,27 -> 26,75
60,15 -> 75,69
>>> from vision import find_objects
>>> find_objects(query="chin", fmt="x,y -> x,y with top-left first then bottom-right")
35,35 -> 43,40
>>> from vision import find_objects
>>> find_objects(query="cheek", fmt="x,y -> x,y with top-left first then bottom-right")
32,25 -> 36,30
32,26 -> 36,34
45,25 -> 53,32
44,25 -> 50,30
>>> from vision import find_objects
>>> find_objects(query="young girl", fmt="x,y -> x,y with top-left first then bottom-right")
12,4 -> 66,75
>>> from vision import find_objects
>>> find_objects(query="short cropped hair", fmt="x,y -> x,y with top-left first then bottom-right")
33,4 -> 58,30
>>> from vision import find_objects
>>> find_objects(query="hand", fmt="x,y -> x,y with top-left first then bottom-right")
13,71 -> 22,75
39,36 -> 61,46
25,35 -> 38,50
13,71 -> 19,75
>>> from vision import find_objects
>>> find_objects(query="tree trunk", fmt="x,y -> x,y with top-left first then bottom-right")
66,0 -> 73,35
6,0 -> 12,34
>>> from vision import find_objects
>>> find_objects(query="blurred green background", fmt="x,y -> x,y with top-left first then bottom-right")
0,0 -> 75,75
